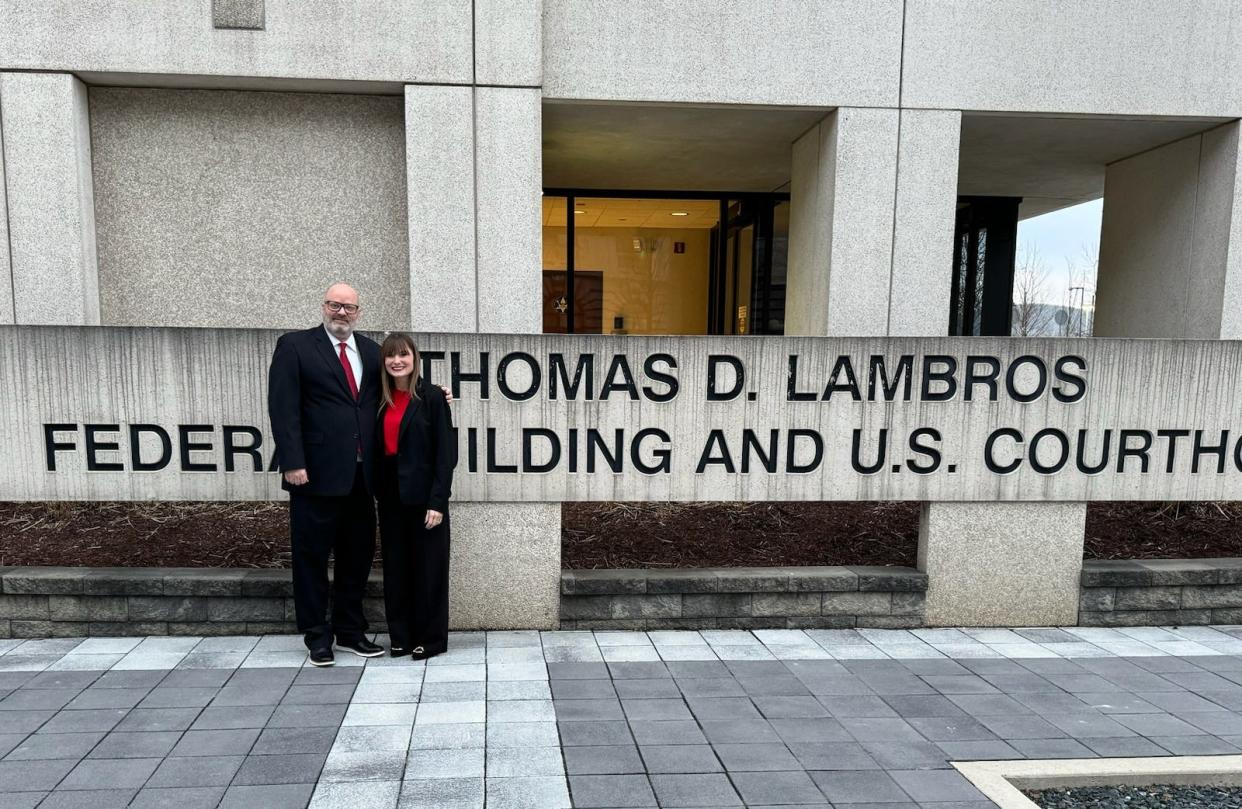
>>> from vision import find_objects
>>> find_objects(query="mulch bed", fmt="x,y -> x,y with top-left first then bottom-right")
0,501 -> 1239,569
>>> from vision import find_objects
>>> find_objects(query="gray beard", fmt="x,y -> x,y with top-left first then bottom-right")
323,318 -> 353,340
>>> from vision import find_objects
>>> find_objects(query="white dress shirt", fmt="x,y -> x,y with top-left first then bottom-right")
324,325 -> 363,388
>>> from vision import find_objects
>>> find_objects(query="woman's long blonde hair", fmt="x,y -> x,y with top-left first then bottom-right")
379,332 -> 421,408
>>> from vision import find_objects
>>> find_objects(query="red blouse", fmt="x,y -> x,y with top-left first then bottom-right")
383,389 -> 412,456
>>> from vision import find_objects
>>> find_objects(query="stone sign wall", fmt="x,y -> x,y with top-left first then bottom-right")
3,326 -> 1241,502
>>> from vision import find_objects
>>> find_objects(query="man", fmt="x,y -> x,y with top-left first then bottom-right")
267,283 -> 388,666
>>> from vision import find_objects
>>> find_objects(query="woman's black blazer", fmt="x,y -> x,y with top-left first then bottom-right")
377,379 -> 457,512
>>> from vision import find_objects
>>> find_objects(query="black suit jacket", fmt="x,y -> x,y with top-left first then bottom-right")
378,378 -> 457,513
267,326 -> 381,496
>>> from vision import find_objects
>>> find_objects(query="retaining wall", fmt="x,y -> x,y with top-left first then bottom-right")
1078,558 -> 1242,627
4,560 -> 1241,636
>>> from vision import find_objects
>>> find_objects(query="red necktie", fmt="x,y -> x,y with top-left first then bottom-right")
338,342 -> 359,400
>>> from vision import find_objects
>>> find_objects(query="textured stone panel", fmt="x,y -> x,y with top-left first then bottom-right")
919,502 -> 1086,627
0,72 -> 99,325
1113,586 -> 1181,611
128,596 -> 209,622
543,0 -> 902,106
821,592 -> 892,616
213,0 -> 265,30
1191,122 -> 1242,341
474,0 -> 541,86
612,594 -> 681,619
753,592 -> 821,617
562,570 -> 647,595
890,592 -> 926,616
449,502 -> 560,629
887,109 -> 961,337
786,108 -> 899,337
1096,123 -> 1242,341
48,595 -> 128,622
646,571 -> 719,594
0,0 -> 471,84
902,0 -> 1242,116
681,594 -> 752,618
1182,585 -> 1242,610
1080,608 -> 1211,627
405,85 -> 476,333
90,87 -> 409,330
561,595 -> 612,620
1136,559 -> 1221,586
0,110 -> 11,325
0,595 -> 50,619
474,87 -> 542,334
1078,588 -> 1115,612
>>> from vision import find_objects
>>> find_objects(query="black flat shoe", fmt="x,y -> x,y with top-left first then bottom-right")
336,637 -> 385,658
308,647 -> 335,667
390,646 -> 412,658
410,645 -> 443,661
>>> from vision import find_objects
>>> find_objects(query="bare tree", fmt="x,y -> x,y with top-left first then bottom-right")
1011,243 -> 1054,336
1062,243 -> 1098,337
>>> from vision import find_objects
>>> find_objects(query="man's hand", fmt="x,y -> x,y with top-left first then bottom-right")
425,509 -> 444,529
284,469 -> 309,486
439,385 -> 454,404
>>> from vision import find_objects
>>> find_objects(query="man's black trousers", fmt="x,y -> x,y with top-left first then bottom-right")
288,463 -> 375,650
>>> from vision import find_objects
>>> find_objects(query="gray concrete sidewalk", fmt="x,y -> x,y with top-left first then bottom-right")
1,626 -> 1241,808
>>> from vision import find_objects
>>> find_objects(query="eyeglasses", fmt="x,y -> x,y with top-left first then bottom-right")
324,301 -> 360,314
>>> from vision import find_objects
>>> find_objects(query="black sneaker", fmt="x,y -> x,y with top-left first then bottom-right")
337,637 -> 385,658
308,647 -> 335,667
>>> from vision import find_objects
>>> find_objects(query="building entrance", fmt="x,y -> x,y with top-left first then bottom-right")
543,191 -> 789,336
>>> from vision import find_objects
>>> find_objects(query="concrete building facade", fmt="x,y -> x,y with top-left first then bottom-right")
2,0 -> 1241,628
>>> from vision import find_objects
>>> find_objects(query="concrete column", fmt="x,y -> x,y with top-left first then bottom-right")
888,109 -> 961,337
0,111 -> 12,325
450,502 -> 561,630
919,503 -> 1086,627
405,84 -> 476,333
405,81 -> 558,629
475,85 -> 543,334
786,107 -> 898,337
1096,121 -> 1242,339
0,72 -> 98,325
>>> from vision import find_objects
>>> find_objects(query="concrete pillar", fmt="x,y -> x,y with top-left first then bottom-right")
888,109 -> 961,337
786,106 -> 1087,626
0,110 -> 12,325
475,86 -> 543,334
405,84 -> 476,333
786,107 -> 898,336
919,503 -> 1086,627
1096,121 -> 1242,339
0,72 -> 98,325
405,81 -> 558,629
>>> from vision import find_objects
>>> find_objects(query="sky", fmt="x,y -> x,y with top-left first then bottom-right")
1015,198 -> 1102,306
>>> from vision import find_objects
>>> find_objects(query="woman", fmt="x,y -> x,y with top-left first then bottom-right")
376,332 -> 457,660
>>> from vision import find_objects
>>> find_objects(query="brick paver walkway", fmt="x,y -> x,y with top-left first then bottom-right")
1,626 -> 1242,807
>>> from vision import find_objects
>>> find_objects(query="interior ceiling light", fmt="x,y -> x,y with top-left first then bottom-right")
671,211 -> 690,216
573,209 -> 586,214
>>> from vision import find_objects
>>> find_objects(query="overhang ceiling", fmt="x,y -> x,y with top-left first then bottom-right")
543,101 -> 826,192
543,101 -> 1232,220
958,113 -> 1231,219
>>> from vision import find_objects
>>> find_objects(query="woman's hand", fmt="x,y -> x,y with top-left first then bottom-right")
439,385 -> 454,403
425,509 -> 444,529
